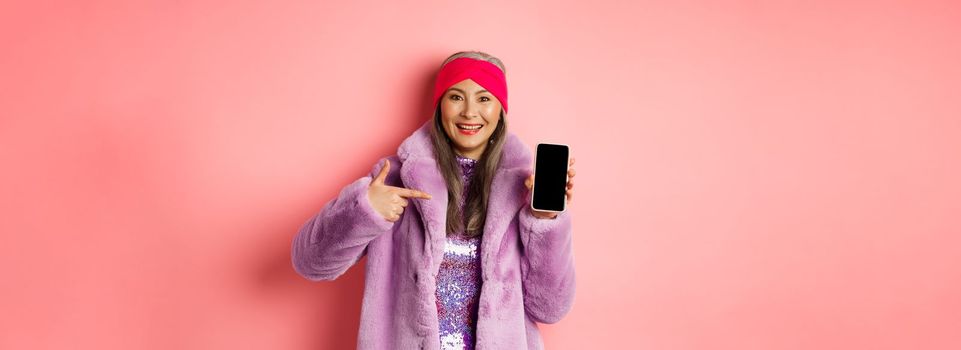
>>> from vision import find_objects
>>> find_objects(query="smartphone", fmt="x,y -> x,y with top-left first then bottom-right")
531,143 -> 570,213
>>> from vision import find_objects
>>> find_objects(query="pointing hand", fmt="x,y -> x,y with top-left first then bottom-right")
367,159 -> 432,222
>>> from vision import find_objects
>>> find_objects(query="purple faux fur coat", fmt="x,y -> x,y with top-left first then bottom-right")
291,121 -> 576,349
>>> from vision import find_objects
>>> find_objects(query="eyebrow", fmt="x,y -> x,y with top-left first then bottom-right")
447,87 -> 489,95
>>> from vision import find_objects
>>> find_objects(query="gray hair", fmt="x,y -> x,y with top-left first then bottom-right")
441,51 -> 507,75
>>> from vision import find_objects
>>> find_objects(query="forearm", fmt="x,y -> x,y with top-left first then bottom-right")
518,208 -> 576,323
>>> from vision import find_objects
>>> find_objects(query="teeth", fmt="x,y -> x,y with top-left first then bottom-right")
457,124 -> 482,130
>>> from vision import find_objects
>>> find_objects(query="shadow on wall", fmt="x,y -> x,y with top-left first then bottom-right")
256,59 -> 439,349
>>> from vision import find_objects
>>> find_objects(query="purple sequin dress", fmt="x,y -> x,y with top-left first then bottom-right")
435,154 -> 483,349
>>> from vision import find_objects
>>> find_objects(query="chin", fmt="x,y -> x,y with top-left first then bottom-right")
454,139 -> 481,150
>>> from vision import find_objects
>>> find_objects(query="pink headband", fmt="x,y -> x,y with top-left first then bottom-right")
432,57 -> 508,113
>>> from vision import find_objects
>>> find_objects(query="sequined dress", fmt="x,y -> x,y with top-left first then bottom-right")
435,154 -> 483,349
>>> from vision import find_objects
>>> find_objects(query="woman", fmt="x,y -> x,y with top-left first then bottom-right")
291,51 -> 577,349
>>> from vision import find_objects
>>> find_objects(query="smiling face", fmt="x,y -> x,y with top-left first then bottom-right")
439,79 -> 503,160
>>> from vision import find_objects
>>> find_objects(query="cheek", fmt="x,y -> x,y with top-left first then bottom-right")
487,121 -> 498,134
484,107 -> 501,128
441,98 -> 460,114
440,105 -> 455,124
482,105 -> 502,125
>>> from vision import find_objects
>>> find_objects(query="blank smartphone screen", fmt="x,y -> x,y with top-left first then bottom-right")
532,143 -> 569,212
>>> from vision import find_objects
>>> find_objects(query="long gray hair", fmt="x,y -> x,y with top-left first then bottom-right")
428,51 -> 508,238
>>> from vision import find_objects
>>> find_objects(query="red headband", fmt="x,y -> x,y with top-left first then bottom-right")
432,57 -> 508,113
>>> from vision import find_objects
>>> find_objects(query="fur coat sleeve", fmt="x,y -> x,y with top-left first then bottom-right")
518,205 -> 576,324
291,162 -> 394,281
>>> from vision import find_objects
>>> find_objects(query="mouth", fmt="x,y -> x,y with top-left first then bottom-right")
455,123 -> 484,136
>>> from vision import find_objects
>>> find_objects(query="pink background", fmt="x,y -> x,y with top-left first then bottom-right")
2,0 -> 960,349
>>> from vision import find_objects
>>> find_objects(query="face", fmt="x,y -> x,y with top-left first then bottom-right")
440,79 -> 503,160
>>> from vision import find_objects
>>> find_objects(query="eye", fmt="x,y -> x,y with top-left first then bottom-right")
479,96 -> 490,102
449,94 -> 463,101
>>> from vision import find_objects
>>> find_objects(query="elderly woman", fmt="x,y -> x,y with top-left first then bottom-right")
292,51 -> 577,349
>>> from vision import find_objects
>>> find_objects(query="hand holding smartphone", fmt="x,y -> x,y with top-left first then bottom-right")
531,143 -> 570,213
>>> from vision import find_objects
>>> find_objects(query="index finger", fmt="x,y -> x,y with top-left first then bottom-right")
393,187 -> 433,199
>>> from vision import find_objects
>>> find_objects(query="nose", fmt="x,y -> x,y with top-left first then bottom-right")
460,99 -> 480,119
